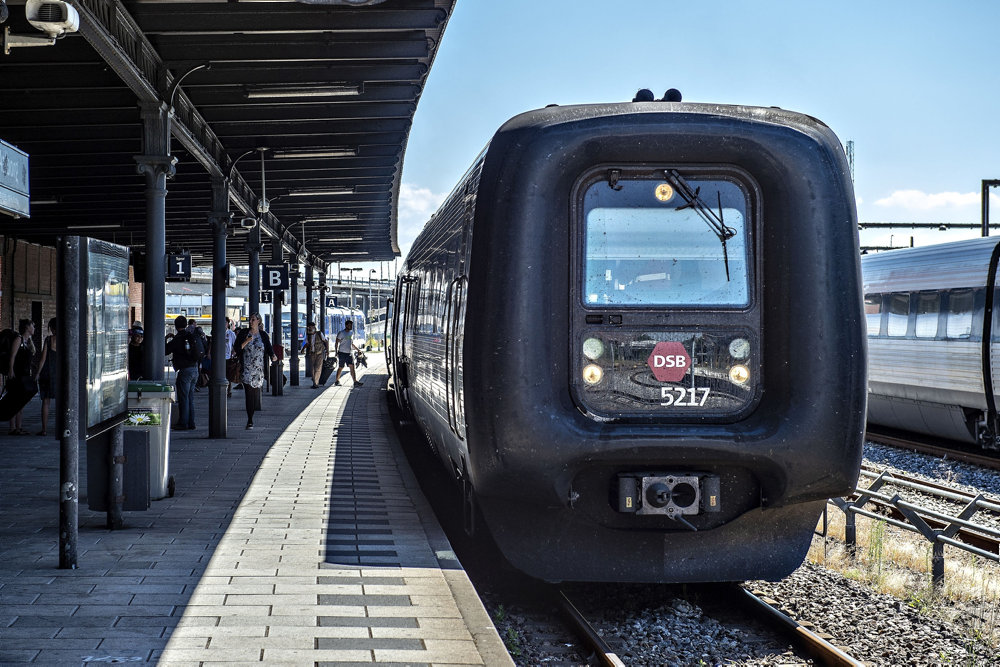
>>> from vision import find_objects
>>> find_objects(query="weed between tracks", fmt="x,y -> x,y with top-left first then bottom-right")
812,509 -> 1000,661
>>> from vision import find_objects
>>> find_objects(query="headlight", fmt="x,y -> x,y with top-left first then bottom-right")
582,337 -> 604,360
582,364 -> 603,385
729,364 -> 749,385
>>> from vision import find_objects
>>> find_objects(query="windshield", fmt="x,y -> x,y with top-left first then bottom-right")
582,175 -> 751,307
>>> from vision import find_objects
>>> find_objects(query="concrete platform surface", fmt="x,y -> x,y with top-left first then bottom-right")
0,359 -> 512,666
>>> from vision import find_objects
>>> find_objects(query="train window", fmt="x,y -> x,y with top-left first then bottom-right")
864,294 -> 883,336
581,175 -> 750,307
914,293 -> 940,338
946,289 -> 974,339
886,293 -> 909,337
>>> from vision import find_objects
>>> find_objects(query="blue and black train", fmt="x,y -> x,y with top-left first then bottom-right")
388,94 -> 866,582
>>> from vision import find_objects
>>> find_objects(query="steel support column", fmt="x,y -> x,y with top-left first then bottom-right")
290,268 -> 300,386
319,272 -> 327,332
247,225 -> 261,318
209,179 -> 231,437
984,180 -> 1000,237
304,266 -> 314,378
271,238 -> 283,396
57,236 -> 81,569
136,102 -> 176,381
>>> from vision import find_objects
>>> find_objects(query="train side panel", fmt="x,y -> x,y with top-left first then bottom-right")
862,237 -> 1000,446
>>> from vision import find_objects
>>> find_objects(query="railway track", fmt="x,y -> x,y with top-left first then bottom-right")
736,586 -> 863,667
866,429 -> 1000,470
555,589 -> 625,667
555,584 -> 863,667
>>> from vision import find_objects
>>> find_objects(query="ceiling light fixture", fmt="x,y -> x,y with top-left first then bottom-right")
287,187 -> 354,197
272,147 -> 357,159
66,224 -> 120,230
304,214 -> 359,223
319,237 -> 364,242
245,83 -> 362,99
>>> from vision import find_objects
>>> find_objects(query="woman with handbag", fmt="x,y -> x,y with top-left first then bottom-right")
34,318 -> 57,436
5,319 -> 36,435
237,313 -> 275,429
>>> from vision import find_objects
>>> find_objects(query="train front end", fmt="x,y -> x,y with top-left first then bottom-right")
464,103 -> 866,582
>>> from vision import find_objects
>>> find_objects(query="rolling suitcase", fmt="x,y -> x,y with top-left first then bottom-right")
318,358 -> 337,385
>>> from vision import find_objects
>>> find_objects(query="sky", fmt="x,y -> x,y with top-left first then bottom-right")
367,0 -> 1000,278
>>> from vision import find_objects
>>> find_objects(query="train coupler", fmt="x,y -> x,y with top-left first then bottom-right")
616,472 -> 721,517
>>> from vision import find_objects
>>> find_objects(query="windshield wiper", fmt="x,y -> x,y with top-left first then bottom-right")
664,169 -> 737,281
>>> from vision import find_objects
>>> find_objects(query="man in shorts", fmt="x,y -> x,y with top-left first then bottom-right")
333,319 -> 363,387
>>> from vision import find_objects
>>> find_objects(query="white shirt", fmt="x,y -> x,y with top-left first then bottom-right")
336,328 -> 355,354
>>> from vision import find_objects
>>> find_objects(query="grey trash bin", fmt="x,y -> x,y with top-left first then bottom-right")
125,381 -> 175,500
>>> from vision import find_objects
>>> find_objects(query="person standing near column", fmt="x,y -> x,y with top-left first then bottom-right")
164,315 -> 199,430
301,321 -> 328,389
34,318 -> 58,436
224,317 -> 237,398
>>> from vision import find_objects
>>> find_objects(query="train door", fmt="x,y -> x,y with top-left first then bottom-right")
445,276 -> 468,439
985,242 -> 1000,448
392,276 -> 419,411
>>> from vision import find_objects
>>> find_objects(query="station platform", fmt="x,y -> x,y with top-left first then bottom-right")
0,358 -> 512,665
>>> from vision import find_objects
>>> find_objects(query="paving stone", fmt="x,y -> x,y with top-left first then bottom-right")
0,650 -> 40,662
0,368 -> 510,666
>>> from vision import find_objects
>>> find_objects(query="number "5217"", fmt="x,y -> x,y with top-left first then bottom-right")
660,387 -> 710,407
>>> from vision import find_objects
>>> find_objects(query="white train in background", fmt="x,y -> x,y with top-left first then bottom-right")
863,236 -> 1000,449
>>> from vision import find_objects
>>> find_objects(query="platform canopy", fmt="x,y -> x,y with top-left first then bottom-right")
0,0 -> 456,271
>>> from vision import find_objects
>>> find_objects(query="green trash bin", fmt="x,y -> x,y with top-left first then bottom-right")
125,381 -> 175,500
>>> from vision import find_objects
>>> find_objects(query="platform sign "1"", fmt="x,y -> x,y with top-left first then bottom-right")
167,252 -> 192,280
261,264 -> 289,291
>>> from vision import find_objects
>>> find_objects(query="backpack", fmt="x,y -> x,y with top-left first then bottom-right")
174,330 -> 205,366
191,331 -> 207,363
0,329 -> 18,372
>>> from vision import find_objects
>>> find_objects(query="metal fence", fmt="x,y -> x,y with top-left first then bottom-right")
825,469 -> 1000,586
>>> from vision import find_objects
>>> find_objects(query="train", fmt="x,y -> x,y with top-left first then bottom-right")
387,95 -> 866,583
863,236 -> 1000,450
273,306 -> 366,349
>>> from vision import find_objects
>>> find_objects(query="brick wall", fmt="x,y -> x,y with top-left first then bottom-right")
0,236 -> 58,334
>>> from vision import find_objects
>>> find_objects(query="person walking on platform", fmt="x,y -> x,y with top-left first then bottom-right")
236,312 -> 274,429
34,318 -> 58,436
301,321 -> 328,389
333,319 -> 363,387
165,315 -> 199,431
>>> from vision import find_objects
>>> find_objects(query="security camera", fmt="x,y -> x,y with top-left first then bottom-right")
240,216 -> 257,229
26,0 -> 79,38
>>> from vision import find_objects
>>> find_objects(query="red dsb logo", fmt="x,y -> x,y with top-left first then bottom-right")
647,341 -> 691,382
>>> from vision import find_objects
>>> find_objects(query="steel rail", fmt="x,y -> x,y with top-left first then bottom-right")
866,430 -> 1000,470
861,465 -> 1000,512
555,589 -> 626,667
738,587 -> 863,667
